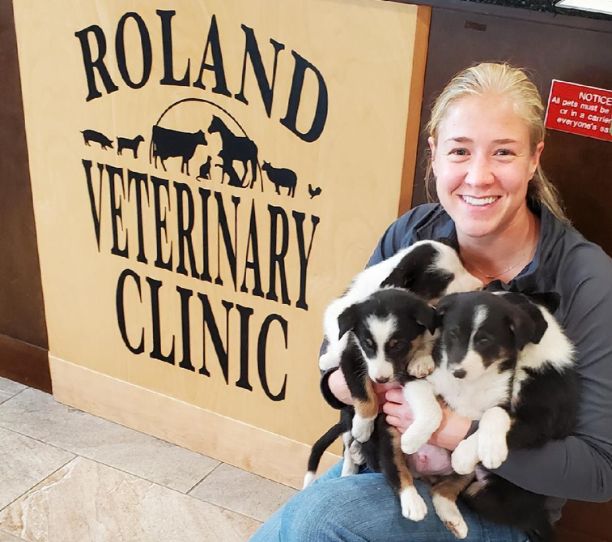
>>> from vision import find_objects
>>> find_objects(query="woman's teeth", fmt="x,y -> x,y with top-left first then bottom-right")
462,195 -> 498,206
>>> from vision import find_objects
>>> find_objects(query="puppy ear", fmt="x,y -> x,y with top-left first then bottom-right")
507,306 -> 538,349
380,255 -> 418,290
527,291 -> 560,315
337,305 -> 359,339
433,293 -> 455,329
415,303 -> 437,334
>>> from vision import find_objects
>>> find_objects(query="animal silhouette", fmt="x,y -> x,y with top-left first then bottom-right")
207,115 -> 258,189
117,135 -> 144,158
81,129 -> 113,150
196,156 -> 212,181
262,161 -> 297,197
150,126 -> 207,175
308,184 -> 322,199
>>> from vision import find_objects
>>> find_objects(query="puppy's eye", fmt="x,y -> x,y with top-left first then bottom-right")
476,336 -> 491,346
388,338 -> 405,350
364,338 -> 375,349
448,329 -> 460,340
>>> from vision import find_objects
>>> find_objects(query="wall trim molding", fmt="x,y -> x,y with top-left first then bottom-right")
0,334 -> 50,392
50,356 -> 339,489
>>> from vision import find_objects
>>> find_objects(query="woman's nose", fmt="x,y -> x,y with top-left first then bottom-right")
464,155 -> 494,186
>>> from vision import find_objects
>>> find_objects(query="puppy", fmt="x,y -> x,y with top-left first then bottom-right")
304,241 -> 482,487
319,240 -> 482,372
426,290 -> 577,540
338,287 -> 438,520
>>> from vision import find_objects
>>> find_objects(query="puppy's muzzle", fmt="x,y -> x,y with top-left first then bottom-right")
375,376 -> 390,384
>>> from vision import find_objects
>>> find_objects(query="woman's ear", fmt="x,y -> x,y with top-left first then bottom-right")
428,136 -> 437,158
530,141 -> 545,177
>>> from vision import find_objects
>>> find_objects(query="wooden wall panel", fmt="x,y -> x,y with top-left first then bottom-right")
0,0 -> 50,392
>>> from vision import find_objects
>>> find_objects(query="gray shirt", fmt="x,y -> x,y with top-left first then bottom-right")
342,202 -> 612,516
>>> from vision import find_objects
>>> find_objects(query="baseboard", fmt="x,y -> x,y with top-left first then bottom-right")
0,333 -> 51,392
49,356 -> 339,489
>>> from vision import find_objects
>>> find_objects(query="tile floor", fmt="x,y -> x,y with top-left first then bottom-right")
0,377 -> 297,541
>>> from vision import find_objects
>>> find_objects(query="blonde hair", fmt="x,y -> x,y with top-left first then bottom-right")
425,62 -> 568,223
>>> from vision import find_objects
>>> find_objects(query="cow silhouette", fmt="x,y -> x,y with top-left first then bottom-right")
262,161 -> 297,197
207,115 -> 258,189
150,126 -> 207,175
81,129 -> 113,150
117,135 -> 145,158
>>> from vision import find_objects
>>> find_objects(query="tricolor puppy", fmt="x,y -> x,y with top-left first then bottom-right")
318,240 -> 482,372
425,290 -> 578,541
306,288 -> 438,521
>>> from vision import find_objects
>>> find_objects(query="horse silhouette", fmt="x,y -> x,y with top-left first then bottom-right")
207,115 -> 258,189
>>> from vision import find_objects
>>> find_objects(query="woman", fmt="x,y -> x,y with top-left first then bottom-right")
250,63 -> 612,541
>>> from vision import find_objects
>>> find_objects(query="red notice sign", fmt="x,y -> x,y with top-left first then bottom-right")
545,80 -> 612,143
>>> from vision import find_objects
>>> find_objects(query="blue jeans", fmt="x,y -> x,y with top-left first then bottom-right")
250,462 -> 530,541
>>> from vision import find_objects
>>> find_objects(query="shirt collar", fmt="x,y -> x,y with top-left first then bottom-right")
412,202 -> 563,294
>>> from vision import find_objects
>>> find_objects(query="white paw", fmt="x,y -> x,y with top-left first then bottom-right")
432,494 -> 468,539
451,437 -> 479,475
351,415 -> 375,443
318,351 -> 339,371
400,426 -> 431,455
400,486 -> 428,521
478,433 -> 508,470
408,355 -> 435,378
349,440 -> 365,465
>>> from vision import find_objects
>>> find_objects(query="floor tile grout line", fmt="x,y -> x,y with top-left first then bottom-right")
0,455 -> 78,515
0,387 -> 27,406
0,525 -> 28,542
185,461 -> 224,495
0,424 -> 216,495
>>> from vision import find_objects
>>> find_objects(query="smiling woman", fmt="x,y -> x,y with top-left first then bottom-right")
250,62 -> 612,542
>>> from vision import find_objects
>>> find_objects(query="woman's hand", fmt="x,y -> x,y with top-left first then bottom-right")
328,369 -> 401,407
382,388 -> 472,451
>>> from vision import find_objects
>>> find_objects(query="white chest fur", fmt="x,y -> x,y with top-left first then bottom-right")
427,366 -> 512,420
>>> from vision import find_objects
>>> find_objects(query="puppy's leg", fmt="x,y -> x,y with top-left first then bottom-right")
341,431 -> 359,477
451,432 -> 480,475
431,473 -> 475,539
477,407 -> 511,469
318,334 -> 347,370
351,376 -> 378,443
400,380 -> 442,455
349,439 -> 365,465
386,428 -> 427,521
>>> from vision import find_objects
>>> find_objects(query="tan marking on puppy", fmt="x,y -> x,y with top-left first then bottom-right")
431,474 -> 475,539
354,378 -> 379,419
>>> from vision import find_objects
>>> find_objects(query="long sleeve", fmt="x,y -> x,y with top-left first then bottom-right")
495,242 -> 612,502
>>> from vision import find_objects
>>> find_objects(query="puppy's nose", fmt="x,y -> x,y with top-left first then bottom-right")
375,376 -> 390,384
453,368 -> 467,379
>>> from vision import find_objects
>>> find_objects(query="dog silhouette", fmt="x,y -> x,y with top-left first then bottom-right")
117,135 -> 145,158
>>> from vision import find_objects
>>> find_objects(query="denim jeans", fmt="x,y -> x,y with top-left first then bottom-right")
250,462 -> 530,542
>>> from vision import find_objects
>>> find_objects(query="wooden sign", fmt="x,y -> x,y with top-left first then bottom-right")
13,0 -> 427,486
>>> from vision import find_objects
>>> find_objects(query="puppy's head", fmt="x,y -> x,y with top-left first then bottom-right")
434,291 -> 538,380
338,288 -> 436,383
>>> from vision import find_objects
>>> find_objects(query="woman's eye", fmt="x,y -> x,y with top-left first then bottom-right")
449,148 -> 468,156
494,148 -> 515,156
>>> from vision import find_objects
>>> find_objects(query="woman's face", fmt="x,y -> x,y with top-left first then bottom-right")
429,93 -> 544,241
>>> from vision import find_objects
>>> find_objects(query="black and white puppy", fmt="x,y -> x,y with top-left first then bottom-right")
306,241 -> 481,491
318,240 -> 482,372
328,287 -> 437,521
426,290 -> 578,540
